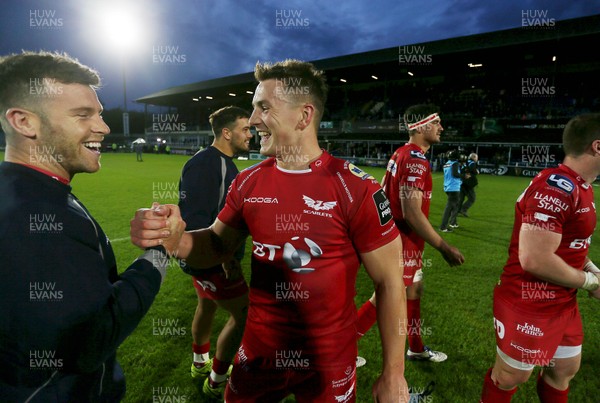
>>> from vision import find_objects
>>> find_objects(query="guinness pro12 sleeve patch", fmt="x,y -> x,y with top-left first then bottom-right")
372,188 -> 393,226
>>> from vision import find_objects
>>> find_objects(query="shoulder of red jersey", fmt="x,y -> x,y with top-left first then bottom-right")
521,167 -> 580,218
330,158 -> 379,185
231,157 -> 275,192
533,167 -> 577,197
325,158 -> 393,226
408,149 -> 428,161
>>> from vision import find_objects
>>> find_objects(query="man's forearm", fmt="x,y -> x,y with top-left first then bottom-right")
405,210 -> 446,250
522,252 -> 590,289
374,279 -> 407,374
176,229 -> 232,268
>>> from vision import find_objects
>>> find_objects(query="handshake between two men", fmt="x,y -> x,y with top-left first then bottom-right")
130,203 -> 248,278
130,203 -> 186,256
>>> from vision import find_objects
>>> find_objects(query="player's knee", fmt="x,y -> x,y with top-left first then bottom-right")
492,366 -> 530,389
543,363 -> 579,385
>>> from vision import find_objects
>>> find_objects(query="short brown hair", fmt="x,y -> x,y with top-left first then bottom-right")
0,51 -> 100,133
254,59 -> 328,122
209,106 -> 250,138
562,113 -> 600,156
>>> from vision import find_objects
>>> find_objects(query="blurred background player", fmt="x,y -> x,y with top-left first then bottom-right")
459,153 -> 479,217
0,51 -> 173,401
356,104 -> 464,364
440,150 -> 463,232
178,106 -> 252,399
132,59 -> 410,403
480,113 -> 600,402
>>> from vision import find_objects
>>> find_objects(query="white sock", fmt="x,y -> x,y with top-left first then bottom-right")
210,370 -> 228,384
193,352 -> 210,364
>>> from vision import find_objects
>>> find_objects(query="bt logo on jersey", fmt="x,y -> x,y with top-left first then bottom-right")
253,236 -> 323,273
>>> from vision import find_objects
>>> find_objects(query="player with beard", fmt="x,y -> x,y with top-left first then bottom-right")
131,59 -> 409,402
0,51 -> 176,401
179,106 -> 252,399
356,104 -> 464,363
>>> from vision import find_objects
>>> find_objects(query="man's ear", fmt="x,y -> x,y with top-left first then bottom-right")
5,108 -> 40,139
221,127 -> 232,141
297,103 -> 315,131
592,139 -> 600,156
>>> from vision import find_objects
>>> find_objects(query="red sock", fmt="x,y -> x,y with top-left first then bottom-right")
192,342 -> 210,367
356,300 -> 377,338
480,367 -> 517,403
192,342 -> 210,355
212,357 -> 231,376
406,299 -> 424,352
537,373 -> 569,403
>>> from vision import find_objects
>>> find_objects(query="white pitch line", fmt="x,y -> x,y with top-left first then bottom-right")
110,237 -> 130,243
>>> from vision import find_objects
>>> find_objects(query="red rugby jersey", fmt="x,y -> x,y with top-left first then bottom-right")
496,164 -> 596,315
218,151 -> 399,369
382,143 -> 433,252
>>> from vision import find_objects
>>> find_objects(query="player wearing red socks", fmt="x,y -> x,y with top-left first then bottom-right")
480,113 -> 600,402
356,104 -> 464,363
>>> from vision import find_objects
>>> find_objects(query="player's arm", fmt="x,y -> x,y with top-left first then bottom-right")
177,218 -> 247,268
130,204 -> 246,267
361,236 -> 409,402
400,185 -> 464,266
519,227 -> 599,291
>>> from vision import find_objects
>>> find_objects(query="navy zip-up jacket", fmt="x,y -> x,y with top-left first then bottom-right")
0,162 -> 161,402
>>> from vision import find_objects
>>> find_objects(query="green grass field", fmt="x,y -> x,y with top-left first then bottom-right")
8,151 -> 599,402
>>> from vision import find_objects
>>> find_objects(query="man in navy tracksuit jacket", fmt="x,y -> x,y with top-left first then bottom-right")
0,51 -> 173,402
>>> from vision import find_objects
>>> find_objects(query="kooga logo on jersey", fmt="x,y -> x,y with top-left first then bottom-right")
244,196 -> 279,204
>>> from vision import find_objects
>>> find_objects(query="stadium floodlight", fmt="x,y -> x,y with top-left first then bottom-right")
468,63 -> 483,68
371,75 -> 378,80
229,93 -> 236,97
95,1 -> 146,137
97,2 -> 144,53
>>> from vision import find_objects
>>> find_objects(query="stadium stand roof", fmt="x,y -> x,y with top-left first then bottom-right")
136,14 -> 600,109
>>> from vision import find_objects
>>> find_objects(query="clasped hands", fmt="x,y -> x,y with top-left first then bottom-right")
130,202 -> 186,256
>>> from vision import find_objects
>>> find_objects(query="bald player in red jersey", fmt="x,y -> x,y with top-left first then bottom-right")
356,104 -> 464,363
481,113 -> 600,403
131,60 -> 409,403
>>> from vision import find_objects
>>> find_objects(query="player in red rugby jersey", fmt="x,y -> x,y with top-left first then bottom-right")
480,113 -> 600,402
131,60 -> 409,403
356,104 -> 464,363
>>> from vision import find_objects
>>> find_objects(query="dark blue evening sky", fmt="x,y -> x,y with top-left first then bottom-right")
2,0 -> 598,110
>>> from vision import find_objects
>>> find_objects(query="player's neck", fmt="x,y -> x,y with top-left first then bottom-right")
211,140 -> 233,157
408,137 -> 430,153
5,143 -> 72,181
563,155 -> 599,184
276,145 -> 322,171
